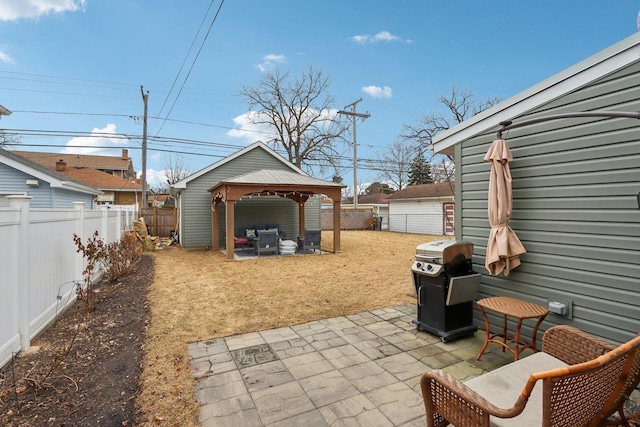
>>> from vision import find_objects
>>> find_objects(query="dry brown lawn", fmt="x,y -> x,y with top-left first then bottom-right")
135,230 -> 447,426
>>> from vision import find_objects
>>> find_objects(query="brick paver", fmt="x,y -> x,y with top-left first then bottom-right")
189,304 -> 512,426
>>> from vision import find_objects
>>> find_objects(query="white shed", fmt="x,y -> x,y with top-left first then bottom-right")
386,183 -> 455,235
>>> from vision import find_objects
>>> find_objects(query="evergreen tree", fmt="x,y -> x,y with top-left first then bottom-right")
408,151 -> 433,186
365,182 -> 394,195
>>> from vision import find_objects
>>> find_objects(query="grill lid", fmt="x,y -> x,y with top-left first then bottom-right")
415,240 -> 474,265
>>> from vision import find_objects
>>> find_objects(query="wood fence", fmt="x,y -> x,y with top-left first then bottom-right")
0,197 -> 135,369
140,207 -> 177,237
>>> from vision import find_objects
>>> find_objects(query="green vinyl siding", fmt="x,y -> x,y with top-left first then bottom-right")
179,146 -> 321,249
457,62 -> 640,344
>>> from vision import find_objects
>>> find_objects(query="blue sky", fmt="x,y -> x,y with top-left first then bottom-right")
0,0 -> 639,191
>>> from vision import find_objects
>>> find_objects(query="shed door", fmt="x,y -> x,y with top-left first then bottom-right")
443,202 -> 454,235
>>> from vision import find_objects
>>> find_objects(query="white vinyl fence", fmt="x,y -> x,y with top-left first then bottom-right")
0,196 -> 136,369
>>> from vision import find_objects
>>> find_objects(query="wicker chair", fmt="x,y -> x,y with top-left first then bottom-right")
420,325 -> 640,427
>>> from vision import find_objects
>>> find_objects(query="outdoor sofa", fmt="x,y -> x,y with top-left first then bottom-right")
241,225 -> 286,241
420,325 -> 640,426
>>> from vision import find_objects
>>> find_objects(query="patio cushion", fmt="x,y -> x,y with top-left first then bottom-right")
464,352 -> 568,426
244,228 -> 257,239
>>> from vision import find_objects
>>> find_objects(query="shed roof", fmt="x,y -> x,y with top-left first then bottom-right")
385,182 -> 454,200
174,141 -> 306,188
431,32 -> 640,155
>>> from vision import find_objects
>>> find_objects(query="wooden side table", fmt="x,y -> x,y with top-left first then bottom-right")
476,296 -> 549,361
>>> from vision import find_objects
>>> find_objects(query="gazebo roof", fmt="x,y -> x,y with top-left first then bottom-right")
210,169 -> 344,188
208,169 -> 344,204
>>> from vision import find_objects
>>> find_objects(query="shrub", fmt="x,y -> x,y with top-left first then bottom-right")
73,231 -> 105,312
72,230 -> 143,312
101,231 -> 143,282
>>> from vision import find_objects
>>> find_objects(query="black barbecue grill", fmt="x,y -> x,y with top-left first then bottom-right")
411,240 -> 480,342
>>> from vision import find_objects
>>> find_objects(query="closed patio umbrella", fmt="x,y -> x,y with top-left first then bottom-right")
484,138 -> 526,276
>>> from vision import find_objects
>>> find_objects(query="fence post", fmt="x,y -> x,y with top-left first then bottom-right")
116,209 -> 122,240
7,195 -> 32,351
100,206 -> 108,243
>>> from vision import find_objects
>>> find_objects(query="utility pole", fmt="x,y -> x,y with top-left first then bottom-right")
338,98 -> 370,209
140,86 -> 149,208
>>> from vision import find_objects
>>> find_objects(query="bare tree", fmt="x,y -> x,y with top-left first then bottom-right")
161,154 -> 191,205
371,139 -> 414,191
163,154 -> 191,186
240,66 -> 350,172
401,85 -> 500,158
0,129 -> 20,148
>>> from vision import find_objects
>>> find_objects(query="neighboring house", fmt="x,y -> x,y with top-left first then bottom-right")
431,32 -> 640,344
0,149 -> 101,208
173,142 -> 344,254
14,149 -> 142,207
148,193 -> 173,207
15,149 -> 135,180
385,182 -> 455,236
341,193 -> 390,230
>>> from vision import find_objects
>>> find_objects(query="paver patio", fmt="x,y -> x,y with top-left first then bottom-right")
188,304 -> 520,426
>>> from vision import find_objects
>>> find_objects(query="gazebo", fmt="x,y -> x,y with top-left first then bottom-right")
208,169 -> 345,260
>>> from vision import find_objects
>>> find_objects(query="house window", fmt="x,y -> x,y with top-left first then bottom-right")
96,191 -> 115,205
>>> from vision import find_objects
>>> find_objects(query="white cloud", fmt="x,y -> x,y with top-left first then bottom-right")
140,168 -> 166,189
62,123 -> 130,155
349,31 -> 411,45
257,53 -> 286,72
228,108 -> 340,143
362,85 -> 392,99
227,111 -> 275,143
0,0 -> 86,21
0,50 -> 14,64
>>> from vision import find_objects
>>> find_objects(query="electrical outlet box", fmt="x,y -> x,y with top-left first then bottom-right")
549,301 -> 568,315
546,297 -> 573,319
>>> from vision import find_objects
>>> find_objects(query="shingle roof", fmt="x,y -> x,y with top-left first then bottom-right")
385,182 -> 455,200
0,149 -> 101,194
54,167 -> 142,191
14,150 -> 132,171
343,193 -> 389,205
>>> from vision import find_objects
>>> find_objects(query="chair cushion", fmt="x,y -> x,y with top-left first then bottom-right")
464,352 -> 568,427
244,228 -> 256,239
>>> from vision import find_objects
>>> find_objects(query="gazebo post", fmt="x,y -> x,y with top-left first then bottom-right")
225,200 -> 235,260
298,201 -> 306,238
333,199 -> 341,253
212,202 -> 219,250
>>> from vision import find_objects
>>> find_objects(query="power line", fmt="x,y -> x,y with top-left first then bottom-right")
10,109 -> 276,135
154,0 -> 226,136
152,0 -> 217,132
